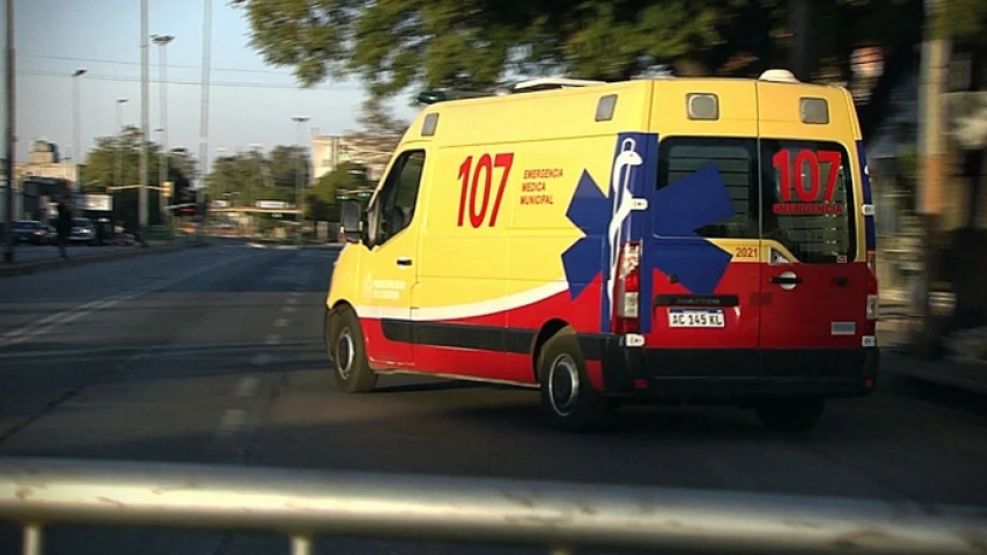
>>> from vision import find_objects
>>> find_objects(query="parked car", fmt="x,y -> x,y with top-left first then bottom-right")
69,218 -> 96,245
11,220 -> 50,245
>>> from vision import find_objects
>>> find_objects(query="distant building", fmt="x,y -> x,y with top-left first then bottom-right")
310,133 -> 399,183
15,141 -> 78,190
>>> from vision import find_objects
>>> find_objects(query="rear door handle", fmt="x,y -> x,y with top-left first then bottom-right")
396,257 -> 413,267
770,272 -> 802,287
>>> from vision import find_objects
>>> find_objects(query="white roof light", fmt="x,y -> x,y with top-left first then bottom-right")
513,77 -> 606,92
759,69 -> 800,83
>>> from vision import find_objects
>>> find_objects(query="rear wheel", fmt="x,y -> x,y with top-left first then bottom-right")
537,328 -> 609,432
755,397 -> 825,432
326,306 -> 377,393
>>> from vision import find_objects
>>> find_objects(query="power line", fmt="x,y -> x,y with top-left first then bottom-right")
16,69 -> 360,91
18,51 -> 295,76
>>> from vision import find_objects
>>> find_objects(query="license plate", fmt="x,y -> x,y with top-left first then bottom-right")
668,309 -> 725,328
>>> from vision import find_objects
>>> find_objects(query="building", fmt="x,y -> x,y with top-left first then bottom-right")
310,133 -> 399,183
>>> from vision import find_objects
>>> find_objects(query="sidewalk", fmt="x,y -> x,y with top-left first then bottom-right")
0,241 -> 193,278
882,349 -> 987,395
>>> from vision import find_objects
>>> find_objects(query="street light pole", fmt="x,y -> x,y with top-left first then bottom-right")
292,115 -> 310,237
139,0 -> 150,244
151,34 -> 174,227
197,0 -> 213,238
115,98 -> 128,188
71,69 -> 87,188
3,0 -> 15,264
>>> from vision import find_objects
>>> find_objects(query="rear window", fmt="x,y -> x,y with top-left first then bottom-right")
657,138 -> 758,239
761,140 -> 854,264
656,137 -> 855,264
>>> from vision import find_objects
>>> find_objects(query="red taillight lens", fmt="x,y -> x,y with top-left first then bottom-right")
614,242 -> 641,333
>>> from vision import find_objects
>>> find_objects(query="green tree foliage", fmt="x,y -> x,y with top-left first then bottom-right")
78,127 -> 195,230
205,147 -> 310,208
305,161 -> 373,222
269,145 -> 311,189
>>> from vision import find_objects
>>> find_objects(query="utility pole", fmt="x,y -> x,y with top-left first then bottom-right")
3,0 -> 14,264
115,98 -> 128,188
292,115 -> 310,238
151,34 -> 174,227
197,0 -> 213,238
71,69 -> 87,188
916,0 -> 950,354
138,0 -> 150,245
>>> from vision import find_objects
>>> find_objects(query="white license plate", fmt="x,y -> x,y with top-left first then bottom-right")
668,309 -> 725,328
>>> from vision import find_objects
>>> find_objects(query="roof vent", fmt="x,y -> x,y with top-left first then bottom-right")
512,77 -> 606,93
759,69 -> 800,83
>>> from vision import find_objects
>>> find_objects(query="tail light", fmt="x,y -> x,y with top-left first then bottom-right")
866,294 -> 879,320
614,241 -> 641,333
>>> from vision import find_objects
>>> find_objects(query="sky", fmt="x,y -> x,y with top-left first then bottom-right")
1,0 -> 419,169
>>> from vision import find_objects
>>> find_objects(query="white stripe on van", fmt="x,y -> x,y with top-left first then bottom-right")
353,281 -> 570,322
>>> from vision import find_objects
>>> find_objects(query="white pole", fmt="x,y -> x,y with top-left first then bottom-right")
139,0 -> 149,242
197,0 -> 213,238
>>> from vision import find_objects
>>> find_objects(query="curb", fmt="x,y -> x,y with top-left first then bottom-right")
0,242 -> 202,279
882,349 -> 987,396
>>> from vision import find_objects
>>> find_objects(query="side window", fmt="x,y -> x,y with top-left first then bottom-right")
657,138 -> 758,239
372,150 -> 425,246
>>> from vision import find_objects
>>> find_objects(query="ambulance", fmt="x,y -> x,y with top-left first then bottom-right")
326,71 -> 879,432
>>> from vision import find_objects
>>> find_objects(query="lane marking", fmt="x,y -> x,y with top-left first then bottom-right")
216,409 -> 247,437
273,318 -> 289,328
0,253 -> 251,350
250,353 -> 274,366
234,377 -> 260,398
264,334 -> 282,346
285,297 -> 299,305
281,306 -> 297,314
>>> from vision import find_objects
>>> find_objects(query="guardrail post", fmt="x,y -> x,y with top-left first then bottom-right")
290,533 -> 311,555
22,524 -> 43,555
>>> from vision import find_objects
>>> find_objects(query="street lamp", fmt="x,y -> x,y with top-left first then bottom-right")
292,115 -> 309,234
115,98 -> 129,188
71,69 -> 86,175
151,35 -> 173,194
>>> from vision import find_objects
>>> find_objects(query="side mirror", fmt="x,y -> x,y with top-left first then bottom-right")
340,200 -> 363,244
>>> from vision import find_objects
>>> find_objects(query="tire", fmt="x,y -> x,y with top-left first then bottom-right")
326,306 -> 377,393
537,328 -> 609,432
755,397 -> 825,432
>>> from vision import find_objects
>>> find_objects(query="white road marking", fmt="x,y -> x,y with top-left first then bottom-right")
0,254 -> 250,349
216,409 -> 247,437
264,334 -> 282,346
250,353 -> 274,366
234,377 -> 260,398
273,318 -> 289,328
281,305 -> 297,314
285,297 -> 299,305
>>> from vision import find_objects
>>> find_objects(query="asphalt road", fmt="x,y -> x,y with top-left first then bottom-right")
1,240 -> 985,554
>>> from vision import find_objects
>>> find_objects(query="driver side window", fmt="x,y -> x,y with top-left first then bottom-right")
369,150 -> 425,247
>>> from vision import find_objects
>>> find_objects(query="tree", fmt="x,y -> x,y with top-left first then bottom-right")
269,145 -> 311,191
237,0 -> 933,139
305,161 -> 373,222
78,126 -> 188,230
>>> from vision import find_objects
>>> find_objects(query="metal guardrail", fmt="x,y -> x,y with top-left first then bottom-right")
0,457 -> 985,555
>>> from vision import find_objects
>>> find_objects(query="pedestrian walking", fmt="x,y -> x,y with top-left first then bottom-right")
56,200 -> 72,259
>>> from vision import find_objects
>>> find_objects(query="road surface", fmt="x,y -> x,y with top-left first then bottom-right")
1,240 -> 985,554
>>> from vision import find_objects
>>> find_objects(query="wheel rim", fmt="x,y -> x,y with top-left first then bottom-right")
335,328 -> 355,380
548,353 -> 580,416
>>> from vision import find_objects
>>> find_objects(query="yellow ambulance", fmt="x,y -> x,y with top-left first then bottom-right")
327,71 -> 879,432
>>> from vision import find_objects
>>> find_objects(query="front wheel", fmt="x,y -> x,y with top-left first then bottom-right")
537,328 -> 609,432
326,306 -> 377,393
755,397 -> 825,432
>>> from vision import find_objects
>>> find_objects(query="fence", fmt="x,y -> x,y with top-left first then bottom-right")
1,457 -> 984,555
